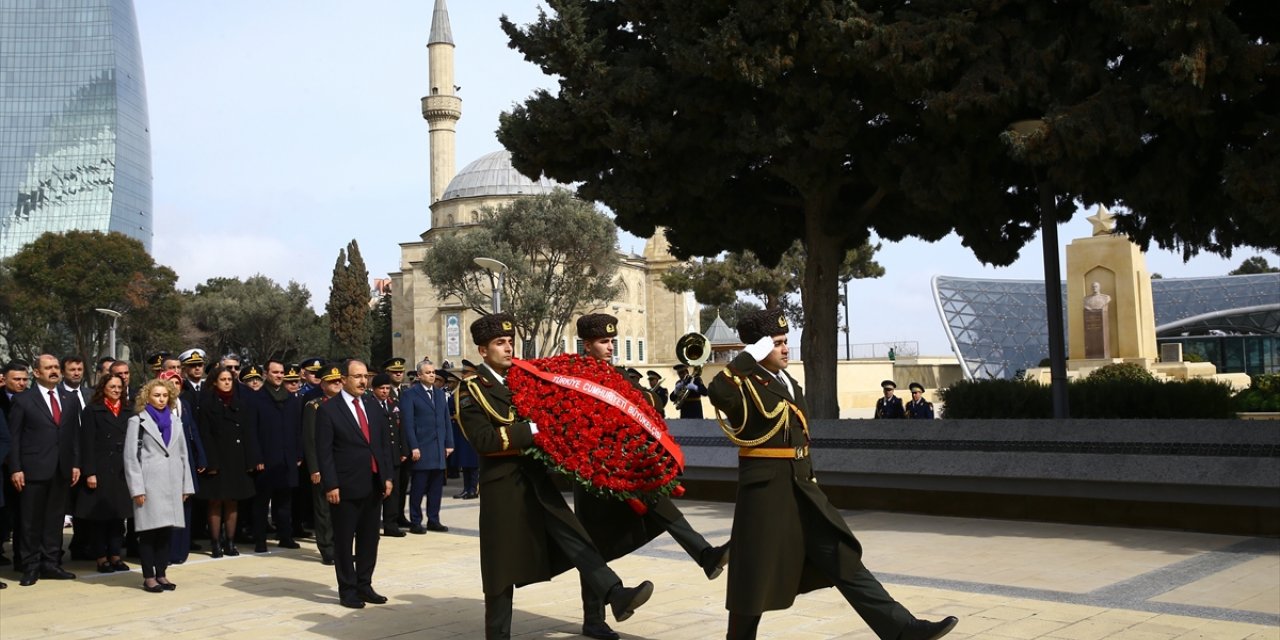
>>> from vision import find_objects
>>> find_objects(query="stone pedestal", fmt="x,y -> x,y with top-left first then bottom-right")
1066,234 -> 1157,362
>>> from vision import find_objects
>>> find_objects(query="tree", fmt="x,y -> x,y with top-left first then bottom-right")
1228,256 -> 1279,275
422,189 -> 622,357
327,240 -> 371,362
497,2 -> 1276,417
183,275 -> 328,363
0,231 -> 180,361
663,240 -> 885,327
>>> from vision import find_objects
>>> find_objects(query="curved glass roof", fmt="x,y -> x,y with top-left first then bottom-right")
933,273 -> 1280,380
440,150 -> 563,201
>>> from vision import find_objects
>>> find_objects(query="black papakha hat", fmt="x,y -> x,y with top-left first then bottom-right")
576,313 -> 618,340
736,308 -> 789,345
470,313 -> 517,346
371,372 -> 393,388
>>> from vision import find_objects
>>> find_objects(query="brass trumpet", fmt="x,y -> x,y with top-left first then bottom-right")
671,332 -> 710,406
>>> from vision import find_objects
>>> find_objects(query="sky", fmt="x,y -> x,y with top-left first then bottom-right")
135,0 -> 1277,357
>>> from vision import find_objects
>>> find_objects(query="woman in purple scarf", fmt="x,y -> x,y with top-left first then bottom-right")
124,379 -> 194,593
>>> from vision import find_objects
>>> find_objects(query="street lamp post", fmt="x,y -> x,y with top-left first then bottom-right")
95,308 -> 123,360
473,257 -> 508,313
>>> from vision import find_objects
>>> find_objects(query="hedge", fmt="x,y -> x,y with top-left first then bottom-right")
939,377 -> 1235,419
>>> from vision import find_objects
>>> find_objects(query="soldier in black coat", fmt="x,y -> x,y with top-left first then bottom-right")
708,310 -> 957,640
573,314 -> 728,640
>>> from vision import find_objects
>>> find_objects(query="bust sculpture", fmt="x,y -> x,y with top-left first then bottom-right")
1083,282 -> 1111,311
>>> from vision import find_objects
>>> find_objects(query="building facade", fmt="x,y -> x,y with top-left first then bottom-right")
0,0 -> 153,258
390,0 -> 698,370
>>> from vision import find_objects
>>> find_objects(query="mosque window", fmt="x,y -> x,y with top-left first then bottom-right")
625,338 -> 633,361
575,338 -> 585,355
638,339 -> 645,362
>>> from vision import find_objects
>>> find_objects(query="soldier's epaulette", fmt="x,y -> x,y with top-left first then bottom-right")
748,372 -> 776,386
475,376 -> 494,388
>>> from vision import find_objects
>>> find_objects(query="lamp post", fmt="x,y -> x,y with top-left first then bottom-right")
1009,119 -> 1070,419
841,276 -> 852,360
95,308 -> 123,360
473,257 -> 508,313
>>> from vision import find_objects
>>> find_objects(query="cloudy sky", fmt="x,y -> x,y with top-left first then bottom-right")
135,0 -> 1276,357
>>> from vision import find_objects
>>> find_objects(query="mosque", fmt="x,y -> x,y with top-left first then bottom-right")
389,0 -> 699,374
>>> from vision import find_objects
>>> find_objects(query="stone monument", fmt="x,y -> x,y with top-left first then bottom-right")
1081,282 -> 1112,358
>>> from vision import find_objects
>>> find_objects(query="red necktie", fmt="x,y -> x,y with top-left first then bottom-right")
353,398 -> 378,473
49,390 -> 61,424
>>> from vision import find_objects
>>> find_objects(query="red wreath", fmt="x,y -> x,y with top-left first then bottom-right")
508,354 -> 685,514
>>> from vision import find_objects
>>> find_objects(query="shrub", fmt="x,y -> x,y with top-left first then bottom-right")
1087,362 -> 1156,382
1233,373 -> 1280,412
939,376 -> 1235,419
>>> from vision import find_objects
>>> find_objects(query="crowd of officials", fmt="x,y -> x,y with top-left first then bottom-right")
0,349 -> 470,596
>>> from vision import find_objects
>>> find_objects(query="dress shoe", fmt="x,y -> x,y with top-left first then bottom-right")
0,579 -> 7,589
898,616 -> 959,640
142,580 -> 165,593
111,559 -> 130,572
254,542 -> 269,553
382,527 -> 407,538
210,543 -> 224,559
582,621 -> 620,640
223,541 -> 240,557
357,588 -> 388,604
339,596 -> 366,609
396,517 -> 412,527
157,578 -> 177,591
607,580 -> 654,622
462,492 -> 479,500
409,524 -> 427,535
278,539 -> 301,549
700,543 -> 730,580
97,561 -> 114,574
19,570 -> 38,587
426,522 -> 449,532
41,567 -> 75,580
320,553 -> 335,566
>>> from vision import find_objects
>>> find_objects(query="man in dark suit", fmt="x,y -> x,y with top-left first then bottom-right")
7,354 -> 82,586
0,360 -> 30,568
314,359 -> 394,609
0,407 -> 10,588
708,310 -> 957,640
456,314 -> 654,640
247,359 -> 303,552
400,360 -> 453,534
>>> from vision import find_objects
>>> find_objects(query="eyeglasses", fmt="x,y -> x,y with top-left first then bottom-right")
225,365 -> 240,371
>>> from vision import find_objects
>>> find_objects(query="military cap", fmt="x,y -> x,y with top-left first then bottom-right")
299,357 -> 324,372
240,365 -> 264,382
736,308 -> 789,346
382,357 -> 406,373
908,382 -> 925,393
178,348 -> 206,366
674,363 -> 689,373
437,369 -> 459,382
470,313 -> 516,346
646,370 -> 663,382
461,359 -> 477,370
881,379 -> 897,390
371,372 -> 393,388
625,367 -> 643,381
283,364 -> 302,381
577,313 -> 619,340
147,351 -> 172,372
320,364 -> 342,382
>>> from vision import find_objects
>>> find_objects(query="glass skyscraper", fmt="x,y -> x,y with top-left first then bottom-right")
0,0 -> 152,259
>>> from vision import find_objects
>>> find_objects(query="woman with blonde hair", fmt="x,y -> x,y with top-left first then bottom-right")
124,378 -> 194,592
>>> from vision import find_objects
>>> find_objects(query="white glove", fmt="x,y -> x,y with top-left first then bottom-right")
744,335 -> 775,362
528,421 -> 538,435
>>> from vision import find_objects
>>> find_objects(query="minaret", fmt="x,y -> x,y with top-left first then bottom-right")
422,0 -> 461,207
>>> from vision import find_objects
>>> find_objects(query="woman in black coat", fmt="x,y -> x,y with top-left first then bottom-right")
195,366 -> 262,557
74,375 -> 134,573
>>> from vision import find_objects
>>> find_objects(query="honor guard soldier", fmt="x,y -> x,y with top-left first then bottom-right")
381,358 -> 407,400
708,309 -> 957,640
239,365 -> 264,391
574,313 -> 729,640
904,383 -> 934,419
298,358 -> 325,400
455,313 -> 655,640
874,380 -> 905,419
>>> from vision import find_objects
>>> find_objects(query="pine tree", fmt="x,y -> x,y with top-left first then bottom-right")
327,240 -> 370,362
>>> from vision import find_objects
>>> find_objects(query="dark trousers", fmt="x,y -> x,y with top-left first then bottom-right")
461,468 -> 478,495
330,476 -> 382,599
18,478 -> 68,571
487,510 -> 620,640
309,482 -> 334,558
582,514 -> 709,623
293,467 -> 313,535
169,500 -> 193,563
727,500 -> 914,640
137,527 -> 172,579
253,487 -> 294,544
84,518 -> 125,560
408,469 -> 445,525
381,464 -> 405,528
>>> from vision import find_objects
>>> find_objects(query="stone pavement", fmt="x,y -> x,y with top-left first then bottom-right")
0,498 -> 1276,639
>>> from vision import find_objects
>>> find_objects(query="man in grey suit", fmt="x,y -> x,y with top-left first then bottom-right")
7,354 -> 81,586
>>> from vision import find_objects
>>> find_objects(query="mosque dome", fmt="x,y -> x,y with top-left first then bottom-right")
440,149 -> 564,201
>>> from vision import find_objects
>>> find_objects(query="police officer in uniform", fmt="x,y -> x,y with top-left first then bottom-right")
455,313 -> 654,640
904,383 -> 934,419
874,380 -> 905,419
708,309 -> 957,640
574,313 -> 729,640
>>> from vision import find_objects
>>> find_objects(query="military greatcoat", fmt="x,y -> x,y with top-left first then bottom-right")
708,351 -> 862,614
454,365 -> 594,595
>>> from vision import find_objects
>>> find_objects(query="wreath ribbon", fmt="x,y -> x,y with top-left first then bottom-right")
510,358 -> 685,471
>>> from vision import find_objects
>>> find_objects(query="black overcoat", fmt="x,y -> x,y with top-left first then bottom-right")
74,403 -> 133,519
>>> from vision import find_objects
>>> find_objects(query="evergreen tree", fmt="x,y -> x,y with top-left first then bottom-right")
327,240 -> 371,362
